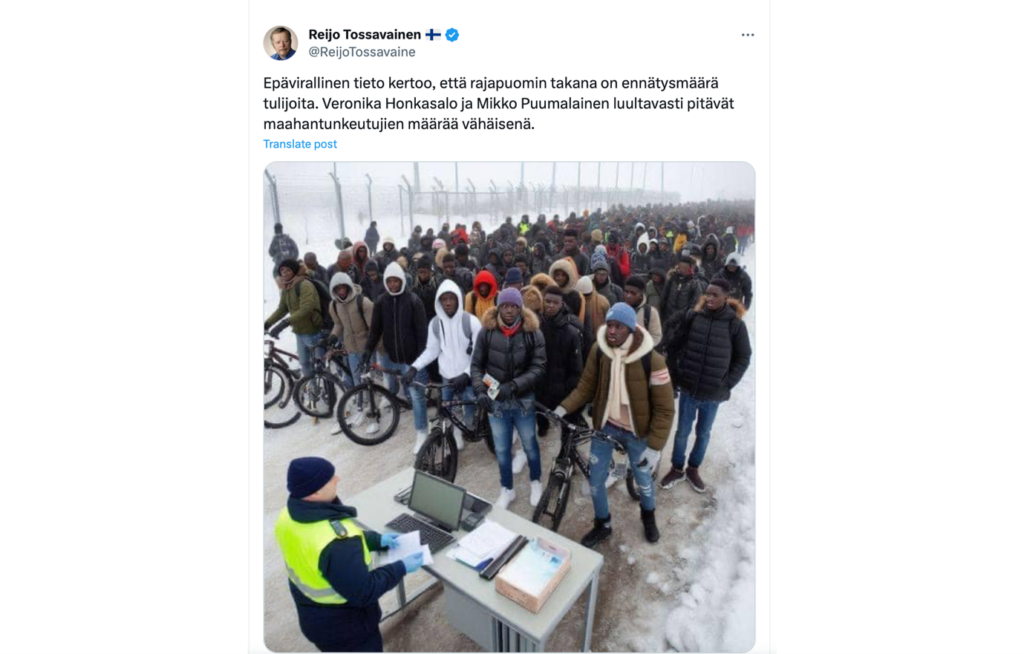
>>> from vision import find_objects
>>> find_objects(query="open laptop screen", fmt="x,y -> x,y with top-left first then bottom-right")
409,470 -> 466,531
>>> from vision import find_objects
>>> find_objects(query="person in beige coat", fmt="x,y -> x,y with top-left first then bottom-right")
327,272 -> 377,435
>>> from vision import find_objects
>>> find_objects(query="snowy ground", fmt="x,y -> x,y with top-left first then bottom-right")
263,213 -> 756,652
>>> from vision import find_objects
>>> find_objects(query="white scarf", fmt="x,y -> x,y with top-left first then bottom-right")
605,333 -> 634,429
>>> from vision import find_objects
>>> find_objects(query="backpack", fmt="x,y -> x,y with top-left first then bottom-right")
432,312 -> 475,355
301,279 -> 332,330
336,293 -> 370,331
640,304 -> 652,330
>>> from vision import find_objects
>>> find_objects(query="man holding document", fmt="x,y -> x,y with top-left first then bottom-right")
274,457 -> 424,652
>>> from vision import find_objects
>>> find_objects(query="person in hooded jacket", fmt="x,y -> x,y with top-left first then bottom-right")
535,286 -> 585,437
440,252 -> 474,296
265,259 -> 324,378
453,243 -> 478,273
662,254 -> 708,342
557,229 -> 590,277
360,260 -> 386,302
604,231 -> 631,281
406,279 -> 483,450
713,252 -> 753,310
376,236 -> 399,268
471,288 -> 547,510
410,257 -> 439,322
529,241 -> 551,278
269,222 -> 300,274
327,272 -> 377,436
363,222 -> 380,255
274,457 -> 422,653
701,234 -> 725,279
660,279 -> 751,494
548,258 -> 586,323
630,233 -> 653,278
645,265 -> 668,312
591,254 -> 624,307
624,275 -> 662,347
361,262 -> 431,454
407,226 -> 422,254
465,269 -> 498,320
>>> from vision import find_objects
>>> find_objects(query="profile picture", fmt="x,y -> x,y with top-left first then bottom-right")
264,26 -> 296,61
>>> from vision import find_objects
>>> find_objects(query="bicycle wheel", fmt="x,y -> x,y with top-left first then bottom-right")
414,427 -> 459,482
336,383 -> 401,446
531,473 -> 571,532
264,361 -> 291,409
293,372 -> 342,419
478,416 -> 496,455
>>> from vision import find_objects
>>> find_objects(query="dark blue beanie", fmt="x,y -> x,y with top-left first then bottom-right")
287,457 -> 335,498
503,267 -> 523,286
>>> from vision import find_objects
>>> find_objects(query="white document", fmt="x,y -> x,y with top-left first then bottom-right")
457,520 -> 516,558
378,531 -> 434,567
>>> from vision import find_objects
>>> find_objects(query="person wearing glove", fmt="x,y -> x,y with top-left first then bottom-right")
274,457 -> 411,652
264,259 -> 324,377
556,303 -> 675,547
470,287 -> 547,510
410,279 -> 483,452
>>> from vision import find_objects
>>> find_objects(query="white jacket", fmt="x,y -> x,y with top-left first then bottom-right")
411,279 -> 482,380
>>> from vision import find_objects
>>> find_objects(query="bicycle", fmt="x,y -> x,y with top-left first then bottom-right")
292,341 -> 354,420
530,403 -> 643,533
264,337 -> 301,429
410,381 -> 496,482
334,362 -> 409,446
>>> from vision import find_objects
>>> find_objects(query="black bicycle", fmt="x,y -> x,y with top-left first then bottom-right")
334,362 -> 408,445
410,381 -> 496,482
264,337 -> 301,429
530,403 -> 643,532
292,341 -> 354,420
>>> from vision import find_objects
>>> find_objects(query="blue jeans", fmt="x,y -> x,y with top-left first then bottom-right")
295,332 -> 324,378
588,423 -> 656,517
441,382 -> 476,432
488,394 -> 541,490
671,391 -> 721,469
377,353 -> 428,432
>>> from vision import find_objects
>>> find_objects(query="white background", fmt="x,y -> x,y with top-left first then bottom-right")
3,1 -> 1022,654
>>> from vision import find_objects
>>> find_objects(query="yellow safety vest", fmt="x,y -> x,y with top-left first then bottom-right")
275,509 -> 372,604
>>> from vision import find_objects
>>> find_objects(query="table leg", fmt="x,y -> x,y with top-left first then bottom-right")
397,577 -> 407,608
582,575 -> 599,652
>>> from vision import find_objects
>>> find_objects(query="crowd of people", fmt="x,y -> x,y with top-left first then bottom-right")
267,202 -> 754,651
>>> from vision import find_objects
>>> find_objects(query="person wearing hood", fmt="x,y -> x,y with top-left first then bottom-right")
714,252 -> 753,309
350,241 -> 371,280
661,279 -> 752,494
327,272 -> 377,436
410,257 -> 439,322
630,233 -> 653,278
453,243 -> 478,273
592,244 -> 623,288
518,214 -> 531,235
438,223 -> 451,244
363,221 -> 380,255
701,234 -> 724,279
574,275 -> 605,355
265,259 -> 324,378
274,457 -> 422,653
624,275 -> 662,347
590,253 -> 624,307
555,303 -> 675,547
406,279 -> 483,450
418,234 -> 434,256
471,288 -> 547,509
440,252 -> 473,295
465,269 -> 499,320
360,260 -> 386,301
548,258 -> 586,322
645,264 -> 668,312
672,229 -> 689,254
529,241 -> 551,278
604,231 -> 631,282
361,262 -> 430,453
535,286 -> 585,438
376,236 -> 399,268
407,226 -> 422,254
662,254 -> 708,343
520,272 -> 547,315
499,246 -> 516,279
513,254 -> 531,283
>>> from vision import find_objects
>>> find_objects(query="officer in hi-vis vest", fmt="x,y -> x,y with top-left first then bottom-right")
275,457 -> 424,652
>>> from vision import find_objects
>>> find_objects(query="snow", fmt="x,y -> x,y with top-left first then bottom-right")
263,201 -> 757,652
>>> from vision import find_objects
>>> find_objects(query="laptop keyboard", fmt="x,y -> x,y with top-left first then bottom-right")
385,513 -> 456,554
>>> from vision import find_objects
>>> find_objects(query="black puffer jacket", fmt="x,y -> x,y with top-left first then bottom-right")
365,270 -> 428,365
471,307 -> 547,396
713,264 -> 753,310
666,297 -> 752,402
536,307 -> 584,408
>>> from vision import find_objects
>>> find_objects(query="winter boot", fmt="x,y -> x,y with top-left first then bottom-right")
640,508 -> 660,543
685,466 -> 706,494
412,430 -> 428,454
659,465 -> 686,489
581,515 -> 613,549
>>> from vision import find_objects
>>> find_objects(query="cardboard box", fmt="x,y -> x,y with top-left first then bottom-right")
495,537 -> 572,613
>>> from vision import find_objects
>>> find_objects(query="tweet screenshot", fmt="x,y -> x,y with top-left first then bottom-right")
250,2 -> 768,652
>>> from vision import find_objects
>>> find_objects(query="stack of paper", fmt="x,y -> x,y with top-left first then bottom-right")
446,520 -> 516,568
377,532 -> 434,567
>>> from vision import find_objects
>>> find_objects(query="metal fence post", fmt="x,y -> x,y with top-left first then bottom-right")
327,169 -> 346,242
365,174 -> 374,223
264,169 -> 281,227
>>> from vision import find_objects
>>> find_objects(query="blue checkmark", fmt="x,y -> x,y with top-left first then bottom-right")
446,28 -> 459,42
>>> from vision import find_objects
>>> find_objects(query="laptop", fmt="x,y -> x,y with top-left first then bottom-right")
385,471 -> 466,553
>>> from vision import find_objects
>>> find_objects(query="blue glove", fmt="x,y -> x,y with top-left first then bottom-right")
401,551 -> 424,574
380,533 -> 400,549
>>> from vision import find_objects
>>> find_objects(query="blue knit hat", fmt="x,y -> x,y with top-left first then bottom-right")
605,302 -> 637,332
497,287 -> 523,307
503,267 -> 523,286
287,457 -> 335,498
